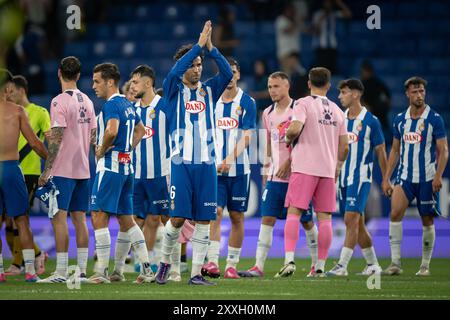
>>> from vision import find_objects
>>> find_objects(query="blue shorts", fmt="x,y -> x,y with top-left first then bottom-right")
0,161 -> 28,217
91,170 -> 134,215
134,176 -> 169,220
397,179 -> 441,217
169,161 -> 217,221
261,181 -> 312,222
217,174 -> 250,213
338,182 -> 371,215
52,176 -> 89,212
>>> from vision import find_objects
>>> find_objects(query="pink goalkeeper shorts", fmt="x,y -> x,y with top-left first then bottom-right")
284,172 -> 336,213
178,219 -> 195,243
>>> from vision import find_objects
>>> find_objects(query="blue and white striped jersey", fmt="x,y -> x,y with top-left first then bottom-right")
393,105 -> 446,183
339,107 -> 385,188
133,95 -> 170,179
96,94 -> 141,175
215,88 -> 256,177
162,44 -> 233,164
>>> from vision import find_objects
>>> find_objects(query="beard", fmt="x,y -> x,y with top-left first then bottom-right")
134,91 -> 145,99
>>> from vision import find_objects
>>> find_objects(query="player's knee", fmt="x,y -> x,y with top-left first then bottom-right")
421,215 -> 434,227
344,213 -> 360,229
229,212 -> 243,225
301,220 -> 314,230
261,216 -> 276,227
145,215 -> 160,228
171,217 -> 185,228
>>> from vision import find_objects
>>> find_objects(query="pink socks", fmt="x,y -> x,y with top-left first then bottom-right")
318,219 -> 332,260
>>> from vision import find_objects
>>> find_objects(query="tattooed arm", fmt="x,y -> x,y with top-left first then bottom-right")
90,128 -> 97,146
38,127 -> 64,186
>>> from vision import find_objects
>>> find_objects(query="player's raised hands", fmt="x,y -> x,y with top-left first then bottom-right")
198,20 -> 212,48
206,23 -> 214,51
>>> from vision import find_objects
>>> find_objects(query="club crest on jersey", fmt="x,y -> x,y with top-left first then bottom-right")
149,109 -> 156,119
348,132 -> 359,144
199,88 -> 207,97
143,126 -> 154,139
418,123 -> 425,132
170,200 -> 175,210
403,132 -> 422,144
235,106 -> 243,116
185,101 -> 206,114
356,121 -> 363,131
217,117 -> 238,130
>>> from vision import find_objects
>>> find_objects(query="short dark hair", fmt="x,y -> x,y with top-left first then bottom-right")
227,57 -> 240,72
173,43 -> 203,61
309,67 -> 331,88
130,65 -> 155,87
155,87 -> 164,97
93,63 -> 120,86
404,76 -> 427,90
0,68 -> 13,88
60,56 -> 81,81
269,71 -> 290,82
12,75 -> 28,95
338,78 -> 364,93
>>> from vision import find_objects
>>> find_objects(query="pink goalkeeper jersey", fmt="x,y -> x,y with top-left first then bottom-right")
291,95 -> 346,178
262,100 -> 294,183
49,89 -> 96,179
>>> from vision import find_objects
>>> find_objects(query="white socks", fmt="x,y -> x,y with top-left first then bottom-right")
153,225 -> 164,265
161,220 -> 181,264
305,224 -> 318,267
127,225 -> 149,265
207,240 -> 220,265
191,224 -> 210,278
226,246 -> 241,270
362,246 -> 379,266
171,242 -> 182,274
114,232 -> 131,274
23,249 -> 36,275
338,247 -> 353,268
77,248 -> 89,275
255,224 -> 273,271
389,221 -> 403,265
285,251 -> 295,265
422,225 -> 435,268
0,254 -> 4,274
55,252 -> 68,276
94,228 -> 111,274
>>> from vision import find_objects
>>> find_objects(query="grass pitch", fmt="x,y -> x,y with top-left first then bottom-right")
1,258 -> 450,300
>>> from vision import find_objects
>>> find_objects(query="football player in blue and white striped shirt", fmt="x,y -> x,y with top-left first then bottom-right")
155,21 -> 233,285
90,63 -> 155,284
326,79 -> 388,277
382,77 -> 448,276
202,58 -> 256,279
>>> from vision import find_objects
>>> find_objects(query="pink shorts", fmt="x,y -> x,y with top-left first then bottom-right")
284,172 -> 336,213
178,220 -> 195,243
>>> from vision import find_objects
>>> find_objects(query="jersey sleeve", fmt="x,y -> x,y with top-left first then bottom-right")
370,116 -> 385,146
292,99 -> 306,123
432,113 -> 447,140
103,101 -> 120,124
242,96 -> 257,130
204,47 -> 233,103
392,115 -> 402,140
40,107 -> 51,133
50,97 -> 67,128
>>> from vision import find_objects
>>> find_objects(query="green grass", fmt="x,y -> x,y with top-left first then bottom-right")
1,258 -> 450,300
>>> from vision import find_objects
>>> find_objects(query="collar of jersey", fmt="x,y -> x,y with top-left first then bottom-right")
136,95 -> 161,108
345,106 -> 367,120
405,105 -> 430,119
108,92 -> 124,101
218,87 -> 243,105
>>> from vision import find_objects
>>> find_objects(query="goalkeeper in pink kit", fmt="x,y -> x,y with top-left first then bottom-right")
282,67 -> 348,276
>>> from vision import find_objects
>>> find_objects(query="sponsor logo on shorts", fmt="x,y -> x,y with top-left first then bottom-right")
217,117 -> 238,130
91,195 -> 96,205
403,132 -> 422,144
232,197 -> 247,201
203,202 -> 217,207
346,197 -> 357,207
153,199 -> 169,205
143,126 -> 154,139
420,200 -> 435,205
185,101 -> 206,114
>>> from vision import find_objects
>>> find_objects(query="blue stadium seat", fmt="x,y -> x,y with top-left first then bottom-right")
428,59 -> 450,74
234,22 -> 256,38
29,95 -> 53,110
64,42 -> 89,59
396,59 -> 426,75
